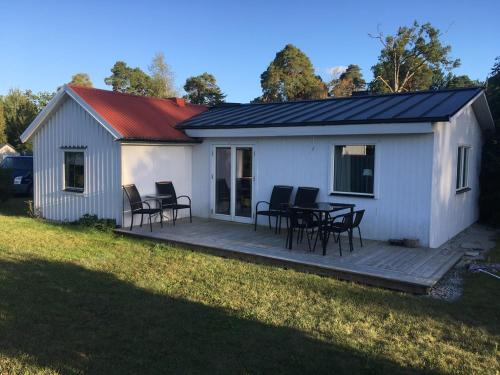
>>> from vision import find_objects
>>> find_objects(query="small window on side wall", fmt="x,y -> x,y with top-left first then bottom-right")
333,145 -> 375,196
456,146 -> 470,192
64,151 -> 85,192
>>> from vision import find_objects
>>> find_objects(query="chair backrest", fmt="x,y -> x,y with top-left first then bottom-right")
329,211 -> 354,232
156,181 -> 177,205
269,185 -> 293,210
123,184 -> 143,212
294,186 -> 319,206
352,209 -> 365,227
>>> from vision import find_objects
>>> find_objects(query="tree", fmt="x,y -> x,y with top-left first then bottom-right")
104,61 -> 154,96
370,21 -> 460,93
329,64 -> 366,97
2,89 -> 39,151
431,71 -> 483,89
183,73 -> 226,105
69,73 -> 93,87
0,99 -> 6,144
480,57 -> 500,225
149,52 -> 177,98
258,44 -> 327,102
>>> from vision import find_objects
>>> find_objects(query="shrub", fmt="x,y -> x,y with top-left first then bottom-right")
73,214 -> 116,231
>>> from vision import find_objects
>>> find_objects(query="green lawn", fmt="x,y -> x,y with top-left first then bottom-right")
0,199 -> 498,374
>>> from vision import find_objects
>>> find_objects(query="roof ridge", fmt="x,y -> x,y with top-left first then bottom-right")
67,84 -> 206,108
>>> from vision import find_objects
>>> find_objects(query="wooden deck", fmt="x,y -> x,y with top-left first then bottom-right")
115,218 -> 464,294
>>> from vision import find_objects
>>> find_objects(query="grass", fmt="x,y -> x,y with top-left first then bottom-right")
0,198 -> 498,374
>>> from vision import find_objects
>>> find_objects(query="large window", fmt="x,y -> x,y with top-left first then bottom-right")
333,145 -> 375,196
64,151 -> 84,192
456,146 -> 470,191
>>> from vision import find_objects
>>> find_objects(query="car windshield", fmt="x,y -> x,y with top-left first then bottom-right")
0,157 -> 33,169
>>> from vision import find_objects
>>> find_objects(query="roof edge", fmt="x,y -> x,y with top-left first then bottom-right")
20,85 -> 123,143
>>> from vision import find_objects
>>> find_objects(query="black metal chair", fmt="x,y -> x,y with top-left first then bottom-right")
123,184 -> 163,232
254,185 -> 293,233
155,181 -> 192,225
281,186 -> 319,229
352,209 -> 365,247
315,211 -> 355,256
285,207 -> 320,251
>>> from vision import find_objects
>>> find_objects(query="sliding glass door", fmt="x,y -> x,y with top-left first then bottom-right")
213,145 -> 254,222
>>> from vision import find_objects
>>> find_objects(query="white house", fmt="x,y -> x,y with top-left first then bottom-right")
20,85 -> 494,248
0,143 -> 19,161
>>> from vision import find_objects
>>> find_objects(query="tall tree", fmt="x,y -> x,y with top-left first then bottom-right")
258,44 -> 327,102
69,73 -> 93,87
183,73 -> 226,105
431,71 -> 483,89
329,64 -> 366,97
370,21 -> 460,93
149,52 -> 177,98
480,57 -> 500,225
104,61 -> 154,96
0,99 -> 6,144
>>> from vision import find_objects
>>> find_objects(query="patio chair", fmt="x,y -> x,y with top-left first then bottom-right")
254,185 -> 293,233
352,209 -> 365,247
155,181 -> 192,225
123,184 -> 163,232
285,207 -> 320,252
281,186 -> 319,228
315,211 -> 355,256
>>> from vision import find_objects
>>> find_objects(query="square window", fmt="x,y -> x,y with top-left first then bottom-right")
333,145 -> 375,195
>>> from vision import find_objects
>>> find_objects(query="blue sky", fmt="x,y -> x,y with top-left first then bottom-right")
0,0 -> 498,102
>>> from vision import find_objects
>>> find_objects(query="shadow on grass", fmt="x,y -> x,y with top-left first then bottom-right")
0,258 -> 429,374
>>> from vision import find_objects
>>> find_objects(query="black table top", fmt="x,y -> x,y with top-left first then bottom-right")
145,194 -> 172,199
290,202 -> 355,213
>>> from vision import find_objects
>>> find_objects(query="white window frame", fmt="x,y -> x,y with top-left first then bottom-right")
62,149 -> 86,193
330,143 -> 377,198
456,145 -> 471,192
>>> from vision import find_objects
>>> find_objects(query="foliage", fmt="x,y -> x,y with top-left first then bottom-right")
370,21 -> 460,93
104,61 -> 155,96
329,64 -> 366,97
0,168 -> 12,202
183,72 -> 226,105
431,72 -> 483,90
1,89 -> 54,152
0,99 -> 6,144
480,57 -> 500,225
148,52 -> 178,98
258,44 -> 327,102
69,73 -> 93,87
0,198 -> 498,374
73,213 -> 116,231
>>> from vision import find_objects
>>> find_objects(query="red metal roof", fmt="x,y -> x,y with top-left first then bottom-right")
69,85 -> 207,142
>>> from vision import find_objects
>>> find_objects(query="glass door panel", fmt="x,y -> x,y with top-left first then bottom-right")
215,147 -> 231,215
235,147 -> 253,218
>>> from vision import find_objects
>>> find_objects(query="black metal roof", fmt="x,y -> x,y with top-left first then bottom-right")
178,87 -> 484,129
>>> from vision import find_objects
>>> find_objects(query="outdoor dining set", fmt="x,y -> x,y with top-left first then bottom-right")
122,183 -> 364,257
255,185 -> 365,256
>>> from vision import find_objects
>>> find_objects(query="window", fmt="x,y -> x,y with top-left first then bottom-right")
64,151 -> 84,192
332,145 -> 375,196
456,146 -> 470,191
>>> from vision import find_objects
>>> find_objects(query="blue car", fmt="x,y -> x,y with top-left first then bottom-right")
0,156 -> 33,195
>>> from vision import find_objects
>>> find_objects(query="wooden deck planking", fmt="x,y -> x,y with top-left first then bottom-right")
115,217 -> 464,294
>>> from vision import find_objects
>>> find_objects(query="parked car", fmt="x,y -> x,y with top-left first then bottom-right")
0,156 -> 33,195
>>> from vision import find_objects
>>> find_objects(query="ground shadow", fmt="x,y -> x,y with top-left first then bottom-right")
0,258 -> 429,374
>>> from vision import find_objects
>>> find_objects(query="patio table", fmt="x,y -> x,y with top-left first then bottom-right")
286,202 -> 355,254
145,194 -> 173,221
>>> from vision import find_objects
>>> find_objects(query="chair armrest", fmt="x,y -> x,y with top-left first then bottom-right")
255,201 -> 270,211
176,195 -> 191,205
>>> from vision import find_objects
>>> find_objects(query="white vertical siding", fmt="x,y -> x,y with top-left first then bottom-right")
121,144 -> 193,228
32,96 -> 122,223
429,106 -> 483,247
191,134 -> 434,246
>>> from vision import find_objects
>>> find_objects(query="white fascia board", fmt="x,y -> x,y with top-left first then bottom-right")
184,122 -> 434,138
20,84 -> 122,143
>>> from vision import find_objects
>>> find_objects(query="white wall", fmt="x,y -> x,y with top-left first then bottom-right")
121,144 -> 193,227
429,106 -> 483,247
32,96 -> 122,222
192,134 -> 435,246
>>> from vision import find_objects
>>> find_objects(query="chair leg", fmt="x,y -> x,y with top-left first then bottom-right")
349,230 -> 353,252
160,211 -> 163,228
358,227 -> 363,247
278,215 -> 282,234
338,234 -> 343,256
268,216 -> 272,231
140,214 -> 144,227
172,208 -> 176,226
149,213 -> 153,232
254,212 -> 258,231
130,214 -> 134,231
189,206 -> 192,223
274,216 -> 279,234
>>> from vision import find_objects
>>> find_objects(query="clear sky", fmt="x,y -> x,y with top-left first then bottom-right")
0,0 -> 498,103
